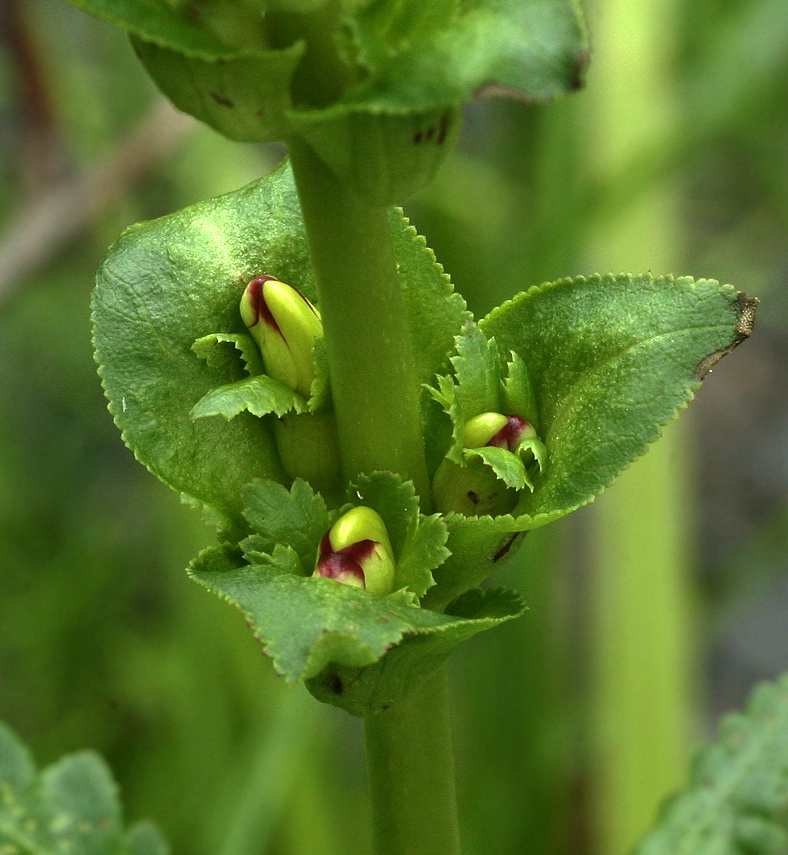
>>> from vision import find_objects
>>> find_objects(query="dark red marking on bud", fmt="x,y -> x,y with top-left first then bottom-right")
246,275 -> 281,331
315,533 -> 378,587
487,415 -> 531,452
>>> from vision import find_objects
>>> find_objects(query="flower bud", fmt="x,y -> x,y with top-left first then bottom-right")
432,457 -> 519,517
462,412 -> 537,452
313,506 -> 396,596
240,276 -> 322,398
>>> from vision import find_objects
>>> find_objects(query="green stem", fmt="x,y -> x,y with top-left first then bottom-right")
288,138 -> 431,505
364,666 -> 462,855
289,139 -> 457,854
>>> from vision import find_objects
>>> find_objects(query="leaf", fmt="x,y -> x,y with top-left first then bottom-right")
190,375 -> 307,420
423,516 -> 530,610
452,322 -> 503,423
305,587 -> 525,716
192,332 -> 263,376
64,0 -> 586,145
431,321 -> 502,464
241,479 -> 329,572
351,472 -> 449,598
0,721 -> 167,855
93,159 -> 466,524
635,673 -> 788,855
190,543 -> 522,715
131,39 -> 303,144
480,274 -> 756,525
465,446 -> 533,491
420,274 -> 754,607
342,0 -> 588,112
502,351 -> 539,432
395,514 -> 449,600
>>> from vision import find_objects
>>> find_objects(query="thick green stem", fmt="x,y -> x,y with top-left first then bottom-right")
289,139 -> 457,853
288,138 -> 431,504
364,666 -> 462,855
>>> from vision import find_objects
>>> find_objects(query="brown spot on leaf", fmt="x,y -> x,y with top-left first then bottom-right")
571,50 -> 590,91
493,532 -> 524,563
695,293 -> 759,379
211,92 -> 234,108
328,673 -> 343,695
437,112 -> 450,145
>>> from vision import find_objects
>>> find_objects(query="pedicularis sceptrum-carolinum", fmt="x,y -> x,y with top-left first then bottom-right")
52,1 -> 762,853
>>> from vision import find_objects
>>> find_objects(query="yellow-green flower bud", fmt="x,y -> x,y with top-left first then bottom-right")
432,457 -> 519,517
240,275 -> 322,398
313,506 -> 396,596
462,412 -> 537,451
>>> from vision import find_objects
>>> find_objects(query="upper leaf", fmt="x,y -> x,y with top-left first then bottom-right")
481,274 -> 756,525
0,721 -> 168,855
635,672 -> 788,855
63,0 -> 587,148
422,273 -> 755,607
92,159 -> 467,526
342,0 -> 588,112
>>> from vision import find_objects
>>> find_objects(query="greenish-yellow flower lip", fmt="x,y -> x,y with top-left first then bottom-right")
313,506 -> 396,596
240,275 -> 323,398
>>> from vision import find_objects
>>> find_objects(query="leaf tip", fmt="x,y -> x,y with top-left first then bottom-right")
695,292 -> 759,379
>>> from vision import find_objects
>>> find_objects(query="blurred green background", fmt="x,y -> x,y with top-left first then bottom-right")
1,0 -> 787,853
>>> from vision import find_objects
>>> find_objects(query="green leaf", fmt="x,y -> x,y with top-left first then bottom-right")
64,0 -> 586,153
0,721 -> 167,855
431,321 -> 502,464
343,0 -> 588,112
241,478 -> 329,572
306,587 -> 525,716
351,473 -> 449,598
190,375 -> 307,420
423,516 -> 528,610
635,673 -> 788,855
502,350 -> 539,432
466,445 -> 532,491
93,159 -> 465,523
189,545 -> 522,714
480,274 -> 755,524
452,322 -> 503,423
131,39 -> 303,143
395,514 -> 449,600
62,0 -> 242,56
193,332 -> 263,376
421,274 -> 754,607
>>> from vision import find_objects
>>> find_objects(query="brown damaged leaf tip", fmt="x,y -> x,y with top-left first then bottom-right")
695,293 -> 759,379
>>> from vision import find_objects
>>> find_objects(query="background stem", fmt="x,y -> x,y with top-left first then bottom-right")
364,665 -> 462,855
288,139 -> 431,506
